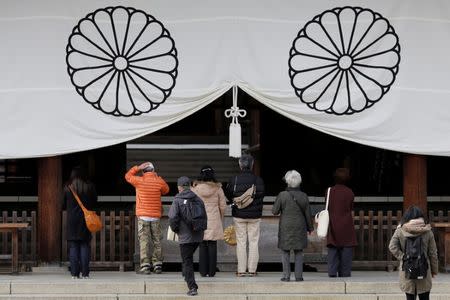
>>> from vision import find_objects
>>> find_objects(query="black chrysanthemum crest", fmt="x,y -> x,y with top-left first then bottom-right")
289,7 -> 400,115
66,6 -> 178,117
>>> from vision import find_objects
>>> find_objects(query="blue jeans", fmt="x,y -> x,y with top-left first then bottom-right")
69,241 -> 90,277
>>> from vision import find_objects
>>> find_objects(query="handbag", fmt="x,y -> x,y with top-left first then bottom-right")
315,187 -> 330,239
167,225 -> 179,242
223,225 -> 237,246
232,177 -> 256,209
69,186 -> 102,233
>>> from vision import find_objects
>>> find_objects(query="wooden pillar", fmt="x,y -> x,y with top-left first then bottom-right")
38,156 -> 62,263
403,154 -> 427,214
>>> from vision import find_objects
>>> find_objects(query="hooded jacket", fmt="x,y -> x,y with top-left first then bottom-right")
192,181 -> 227,241
388,218 -> 438,294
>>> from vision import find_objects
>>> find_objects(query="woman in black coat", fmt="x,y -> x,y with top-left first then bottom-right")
62,166 -> 97,279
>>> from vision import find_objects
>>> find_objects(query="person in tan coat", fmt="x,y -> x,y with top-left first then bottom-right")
192,165 -> 227,277
389,206 -> 438,300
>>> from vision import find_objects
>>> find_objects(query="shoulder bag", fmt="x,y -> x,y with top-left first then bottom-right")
167,225 -> 179,242
69,186 -> 102,233
232,176 -> 257,209
287,191 -> 307,220
315,187 -> 330,239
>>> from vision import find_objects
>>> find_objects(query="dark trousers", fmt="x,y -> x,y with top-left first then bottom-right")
69,240 -> 90,277
281,250 -> 303,280
199,241 -> 217,277
327,246 -> 352,277
180,242 -> 199,290
406,292 -> 430,300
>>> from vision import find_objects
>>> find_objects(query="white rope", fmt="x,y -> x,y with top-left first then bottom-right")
224,86 -> 246,158
224,86 -> 247,124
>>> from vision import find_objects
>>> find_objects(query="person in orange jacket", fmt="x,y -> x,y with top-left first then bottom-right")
125,162 -> 169,274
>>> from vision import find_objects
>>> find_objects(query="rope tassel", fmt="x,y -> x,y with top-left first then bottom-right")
225,86 -> 246,158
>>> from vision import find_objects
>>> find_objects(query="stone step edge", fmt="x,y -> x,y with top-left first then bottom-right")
4,281 -> 450,294
1,294 -> 450,299
1,294 -> 450,300
2,294 -> 450,296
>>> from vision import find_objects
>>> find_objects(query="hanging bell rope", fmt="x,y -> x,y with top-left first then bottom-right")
224,86 -> 246,158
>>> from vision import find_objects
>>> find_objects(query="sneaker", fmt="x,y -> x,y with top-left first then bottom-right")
71,276 -> 78,279
247,272 -> 257,277
280,277 -> 290,282
295,277 -> 304,282
187,288 -> 198,296
81,276 -> 90,279
153,265 -> 162,274
137,266 -> 151,275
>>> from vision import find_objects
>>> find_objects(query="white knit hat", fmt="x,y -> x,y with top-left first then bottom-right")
143,162 -> 154,172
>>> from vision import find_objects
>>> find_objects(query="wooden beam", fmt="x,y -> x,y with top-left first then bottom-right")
38,156 -> 62,263
403,154 -> 427,214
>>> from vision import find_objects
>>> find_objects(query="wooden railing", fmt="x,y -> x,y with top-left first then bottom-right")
0,211 -> 36,266
351,210 -> 450,269
0,209 -> 448,270
61,210 -> 135,270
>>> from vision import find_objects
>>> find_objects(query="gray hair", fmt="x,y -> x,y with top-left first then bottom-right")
284,170 -> 302,188
238,154 -> 254,170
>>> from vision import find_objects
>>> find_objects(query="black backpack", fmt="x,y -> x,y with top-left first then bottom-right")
180,198 -> 207,232
403,235 -> 428,279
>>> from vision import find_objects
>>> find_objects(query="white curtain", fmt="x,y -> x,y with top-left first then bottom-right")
1,0 -> 450,158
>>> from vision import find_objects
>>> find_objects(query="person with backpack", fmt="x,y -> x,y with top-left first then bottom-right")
225,154 -> 265,277
389,206 -> 438,300
168,176 -> 207,296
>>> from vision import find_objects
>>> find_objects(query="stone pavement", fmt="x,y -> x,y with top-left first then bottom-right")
0,271 -> 449,299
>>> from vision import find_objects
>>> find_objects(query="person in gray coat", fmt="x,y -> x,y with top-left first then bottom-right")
272,170 -> 313,282
168,176 -> 206,296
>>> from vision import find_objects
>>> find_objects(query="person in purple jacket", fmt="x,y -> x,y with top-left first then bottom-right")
326,168 -> 357,277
